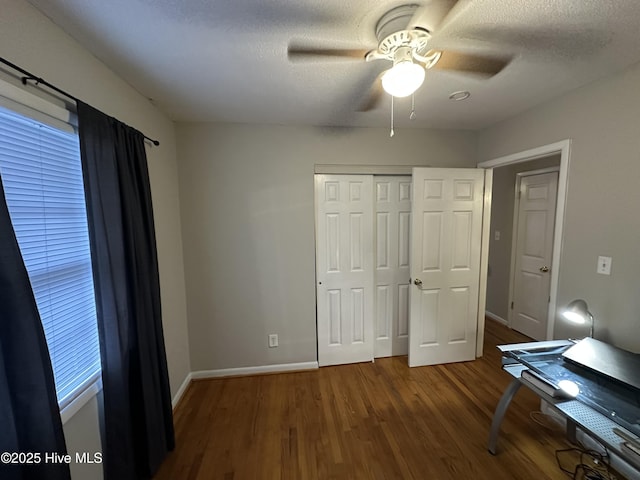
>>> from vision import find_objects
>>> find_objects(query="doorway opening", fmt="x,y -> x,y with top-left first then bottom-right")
478,140 -> 571,340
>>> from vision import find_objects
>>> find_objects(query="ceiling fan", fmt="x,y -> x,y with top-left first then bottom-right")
288,1 -> 511,111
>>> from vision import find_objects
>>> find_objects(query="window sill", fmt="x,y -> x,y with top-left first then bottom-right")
60,377 -> 103,425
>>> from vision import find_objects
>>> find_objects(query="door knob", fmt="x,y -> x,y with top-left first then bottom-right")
539,266 -> 549,273
414,278 -> 423,286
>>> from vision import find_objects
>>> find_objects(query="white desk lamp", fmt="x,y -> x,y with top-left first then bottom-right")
562,299 -> 594,338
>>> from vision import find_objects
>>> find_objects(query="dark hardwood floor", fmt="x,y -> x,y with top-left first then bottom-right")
154,320 -> 575,479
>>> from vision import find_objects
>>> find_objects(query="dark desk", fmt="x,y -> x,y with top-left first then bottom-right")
488,339 -> 640,477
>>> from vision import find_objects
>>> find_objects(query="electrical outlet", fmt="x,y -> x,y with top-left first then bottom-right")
597,256 -> 612,275
268,334 -> 278,348
494,230 -> 501,241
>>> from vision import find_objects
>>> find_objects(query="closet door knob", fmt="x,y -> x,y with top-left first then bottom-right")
539,266 -> 549,273
414,278 -> 423,286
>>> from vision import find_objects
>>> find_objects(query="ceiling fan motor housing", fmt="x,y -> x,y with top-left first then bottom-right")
375,4 -> 423,41
366,5 -> 436,66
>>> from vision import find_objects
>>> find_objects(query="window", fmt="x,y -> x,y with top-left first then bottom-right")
0,105 -> 100,409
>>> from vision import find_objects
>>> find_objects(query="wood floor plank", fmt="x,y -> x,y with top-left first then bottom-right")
155,320 -> 578,479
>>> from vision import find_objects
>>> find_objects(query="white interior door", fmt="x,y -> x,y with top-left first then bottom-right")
315,175 -> 374,366
409,168 -> 488,367
374,176 -> 411,358
510,171 -> 559,340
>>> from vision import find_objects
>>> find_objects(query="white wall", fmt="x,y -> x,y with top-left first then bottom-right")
176,122 -> 477,371
478,61 -> 640,351
1,1 -> 190,478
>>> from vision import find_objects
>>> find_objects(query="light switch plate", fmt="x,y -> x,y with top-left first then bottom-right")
597,256 -> 612,275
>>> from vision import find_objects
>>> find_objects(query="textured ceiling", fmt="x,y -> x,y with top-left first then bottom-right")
26,0 -> 640,130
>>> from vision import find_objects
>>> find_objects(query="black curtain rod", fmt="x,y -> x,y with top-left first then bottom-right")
0,56 -> 160,146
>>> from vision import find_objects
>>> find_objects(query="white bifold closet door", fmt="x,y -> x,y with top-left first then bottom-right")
315,169 -> 490,368
408,168 -> 489,367
374,176 -> 412,358
315,175 -> 375,367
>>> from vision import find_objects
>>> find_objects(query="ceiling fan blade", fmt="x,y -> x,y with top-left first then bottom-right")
409,0 -> 459,33
357,73 -> 385,112
458,26 -> 611,60
431,50 -> 511,76
320,64 -> 386,126
288,45 -> 369,61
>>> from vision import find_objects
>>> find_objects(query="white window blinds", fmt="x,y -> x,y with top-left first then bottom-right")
0,105 -> 101,409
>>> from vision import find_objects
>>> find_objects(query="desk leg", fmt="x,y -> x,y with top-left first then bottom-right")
488,378 -> 522,455
566,418 -> 577,444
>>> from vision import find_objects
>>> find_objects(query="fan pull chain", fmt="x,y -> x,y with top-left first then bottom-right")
410,94 -> 416,120
390,95 -> 395,137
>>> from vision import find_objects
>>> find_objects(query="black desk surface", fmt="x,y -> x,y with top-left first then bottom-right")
563,337 -> 640,392
503,341 -> 640,438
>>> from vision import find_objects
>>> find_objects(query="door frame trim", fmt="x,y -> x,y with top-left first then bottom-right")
315,165 -> 418,175
477,169 -> 493,356
478,139 -> 571,340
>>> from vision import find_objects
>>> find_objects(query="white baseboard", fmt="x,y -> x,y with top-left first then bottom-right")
485,310 -> 508,325
172,372 -> 193,409
191,361 -> 319,380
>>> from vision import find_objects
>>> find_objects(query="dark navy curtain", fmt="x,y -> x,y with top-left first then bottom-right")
76,102 -> 174,480
0,176 -> 71,480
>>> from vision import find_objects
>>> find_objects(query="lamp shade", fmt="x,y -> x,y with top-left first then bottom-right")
562,299 -> 594,337
381,61 -> 425,98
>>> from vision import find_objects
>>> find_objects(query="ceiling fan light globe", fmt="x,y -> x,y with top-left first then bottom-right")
381,61 -> 425,98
